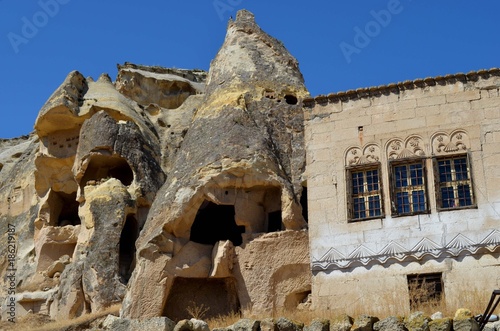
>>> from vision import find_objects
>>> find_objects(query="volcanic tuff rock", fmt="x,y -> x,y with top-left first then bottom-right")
121,9 -> 310,319
0,9 -> 311,322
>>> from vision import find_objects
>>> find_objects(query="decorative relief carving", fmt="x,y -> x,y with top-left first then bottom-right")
312,230 -> 500,271
345,144 -> 381,166
432,130 -> 469,155
387,136 -> 425,160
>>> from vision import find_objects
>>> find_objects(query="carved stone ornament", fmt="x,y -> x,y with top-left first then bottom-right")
387,136 -> 425,160
432,130 -> 469,155
312,230 -> 500,271
345,144 -> 381,166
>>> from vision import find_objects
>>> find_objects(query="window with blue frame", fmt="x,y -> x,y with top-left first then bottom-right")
391,160 -> 428,216
436,155 -> 474,209
348,166 -> 383,221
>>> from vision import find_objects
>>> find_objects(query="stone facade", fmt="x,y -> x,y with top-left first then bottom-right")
304,70 -> 500,315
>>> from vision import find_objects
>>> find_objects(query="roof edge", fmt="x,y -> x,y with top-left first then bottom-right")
304,68 -> 500,108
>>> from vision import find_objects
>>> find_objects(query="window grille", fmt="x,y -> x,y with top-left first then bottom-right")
435,154 -> 474,210
347,165 -> 383,221
390,159 -> 429,216
407,273 -> 443,310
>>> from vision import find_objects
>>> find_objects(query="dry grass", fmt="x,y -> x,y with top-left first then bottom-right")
206,310 -> 244,330
15,303 -> 121,331
1,288 -> 497,331
207,288 -> 499,330
186,302 -> 211,320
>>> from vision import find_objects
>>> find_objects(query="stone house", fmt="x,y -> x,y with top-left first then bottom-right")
303,69 -> 500,314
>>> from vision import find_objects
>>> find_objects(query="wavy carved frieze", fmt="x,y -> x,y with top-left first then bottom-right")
312,230 -> 500,271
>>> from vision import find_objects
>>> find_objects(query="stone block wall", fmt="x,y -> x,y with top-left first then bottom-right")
304,70 -> 500,313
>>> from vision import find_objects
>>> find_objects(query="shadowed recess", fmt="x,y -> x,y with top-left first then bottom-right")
190,201 -> 244,246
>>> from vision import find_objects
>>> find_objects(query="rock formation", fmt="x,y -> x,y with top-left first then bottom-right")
0,9 -> 310,322
121,9 -> 310,319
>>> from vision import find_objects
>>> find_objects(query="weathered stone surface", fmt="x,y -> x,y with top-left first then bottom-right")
483,320 -> 500,331
102,314 -> 121,329
455,309 -> 474,319
74,110 -> 165,205
34,71 -> 88,137
190,318 -> 210,331
210,240 -> 235,278
45,260 -> 65,278
116,63 -> 206,109
453,309 -> 479,331
0,8 -> 309,324
121,9 -> 310,320
431,313 -> 444,321
52,179 -> 135,319
34,225 -> 79,272
305,319 -> 330,331
174,319 -> 195,331
374,316 -> 407,331
109,316 -> 176,331
50,260 -> 86,320
330,314 -> 354,331
428,318 -> 452,331
261,318 -> 278,331
352,315 -> 380,331
232,319 -> 261,331
234,230 -> 310,313
0,135 -> 39,312
276,317 -> 304,331
453,318 -> 479,331
405,312 -> 431,331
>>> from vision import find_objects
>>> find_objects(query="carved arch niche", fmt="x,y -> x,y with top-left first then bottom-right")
345,143 -> 381,166
431,130 -> 470,155
386,135 -> 426,160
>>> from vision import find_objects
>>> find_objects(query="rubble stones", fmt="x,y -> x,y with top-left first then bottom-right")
405,312 -> 431,331
352,315 -> 380,331
373,316 -> 408,331
429,318 -> 452,331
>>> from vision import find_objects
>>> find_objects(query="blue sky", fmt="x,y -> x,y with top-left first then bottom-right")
1,1 -> 499,138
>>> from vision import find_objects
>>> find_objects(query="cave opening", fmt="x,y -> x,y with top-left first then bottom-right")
190,201 -> 244,246
49,191 -> 80,226
119,215 -> 139,284
300,186 -> 308,223
267,210 -> 283,232
285,94 -> 298,105
163,277 -> 240,322
81,155 -> 134,187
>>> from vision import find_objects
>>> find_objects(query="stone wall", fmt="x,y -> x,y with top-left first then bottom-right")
304,70 -> 500,313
